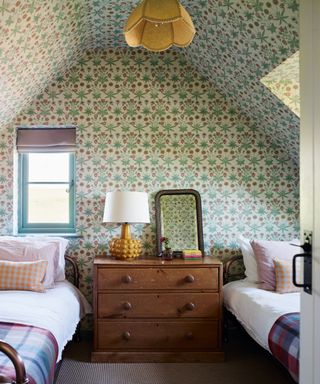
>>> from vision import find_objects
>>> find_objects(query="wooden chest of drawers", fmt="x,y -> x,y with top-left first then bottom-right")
91,257 -> 224,362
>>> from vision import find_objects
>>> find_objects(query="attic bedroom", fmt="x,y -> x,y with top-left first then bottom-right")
1,1 -> 319,384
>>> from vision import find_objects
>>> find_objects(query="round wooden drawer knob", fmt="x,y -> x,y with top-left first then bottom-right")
186,302 -> 195,311
122,275 -> 132,284
123,302 -> 132,310
122,331 -> 131,340
186,332 -> 194,340
185,274 -> 195,283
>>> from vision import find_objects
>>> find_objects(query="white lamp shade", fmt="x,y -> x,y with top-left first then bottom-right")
103,191 -> 150,224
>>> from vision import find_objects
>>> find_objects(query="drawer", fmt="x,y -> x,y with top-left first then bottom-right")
98,292 -> 220,319
97,267 -> 219,291
97,321 -> 219,350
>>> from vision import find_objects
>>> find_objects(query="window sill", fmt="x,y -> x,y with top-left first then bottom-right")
14,233 -> 83,239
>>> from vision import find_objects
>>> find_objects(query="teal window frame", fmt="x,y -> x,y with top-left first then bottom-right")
18,152 -> 76,234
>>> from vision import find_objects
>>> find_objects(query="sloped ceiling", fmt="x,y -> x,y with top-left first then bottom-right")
182,0 -> 299,162
0,0 -> 90,127
0,0 -> 299,161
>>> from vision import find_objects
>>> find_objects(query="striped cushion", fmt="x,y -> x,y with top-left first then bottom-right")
0,260 -> 48,292
273,259 -> 299,293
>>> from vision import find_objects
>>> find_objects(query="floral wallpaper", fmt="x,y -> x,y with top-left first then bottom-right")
182,0 -> 300,163
0,50 -> 299,305
0,0 -> 90,127
160,194 -> 198,251
0,0 -> 299,163
261,51 -> 299,117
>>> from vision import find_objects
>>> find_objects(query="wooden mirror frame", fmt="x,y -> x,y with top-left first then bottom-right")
155,189 -> 204,257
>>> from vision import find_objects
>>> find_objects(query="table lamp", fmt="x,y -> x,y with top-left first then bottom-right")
103,191 -> 150,259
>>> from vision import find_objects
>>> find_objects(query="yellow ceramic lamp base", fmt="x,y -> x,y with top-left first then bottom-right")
109,223 -> 142,260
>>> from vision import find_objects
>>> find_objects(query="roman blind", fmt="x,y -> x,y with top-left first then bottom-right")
16,126 -> 76,153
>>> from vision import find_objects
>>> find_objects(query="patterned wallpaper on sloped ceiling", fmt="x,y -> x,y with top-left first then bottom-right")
0,0 -> 90,128
1,49 -> 299,300
181,0 -> 300,163
1,0 -> 299,164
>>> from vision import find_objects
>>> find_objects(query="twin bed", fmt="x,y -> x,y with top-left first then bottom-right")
224,255 -> 300,382
0,241 -> 91,384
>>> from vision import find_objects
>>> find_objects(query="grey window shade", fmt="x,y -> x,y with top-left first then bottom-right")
16,127 -> 76,153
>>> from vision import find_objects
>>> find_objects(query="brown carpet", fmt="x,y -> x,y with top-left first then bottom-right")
55,329 -> 295,384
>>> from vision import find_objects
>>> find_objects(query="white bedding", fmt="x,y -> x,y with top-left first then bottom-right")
0,280 -> 91,361
223,279 -> 300,351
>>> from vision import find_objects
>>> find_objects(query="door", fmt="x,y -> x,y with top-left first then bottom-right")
299,1 -> 320,383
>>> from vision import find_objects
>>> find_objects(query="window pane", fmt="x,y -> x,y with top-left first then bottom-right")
28,184 -> 70,223
28,153 -> 69,182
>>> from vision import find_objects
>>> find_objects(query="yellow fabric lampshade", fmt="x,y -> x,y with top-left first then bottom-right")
124,0 -> 196,52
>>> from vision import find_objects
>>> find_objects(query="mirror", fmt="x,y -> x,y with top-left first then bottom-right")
155,189 -> 204,257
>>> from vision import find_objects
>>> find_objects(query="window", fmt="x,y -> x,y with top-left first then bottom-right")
18,152 -> 75,233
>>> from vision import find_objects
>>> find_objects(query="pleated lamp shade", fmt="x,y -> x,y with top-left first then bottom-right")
124,0 -> 196,52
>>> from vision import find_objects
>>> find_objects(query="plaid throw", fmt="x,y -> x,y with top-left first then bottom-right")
0,322 -> 58,384
268,312 -> 299,383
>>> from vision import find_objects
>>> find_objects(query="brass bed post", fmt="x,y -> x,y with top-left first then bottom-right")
65,254 -> 81,341
223,254 -> 245,284
65,254 -> 80,289
0,340 -> 29,384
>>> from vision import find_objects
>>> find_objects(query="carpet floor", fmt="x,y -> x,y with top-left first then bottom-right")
55,329 -> 295,384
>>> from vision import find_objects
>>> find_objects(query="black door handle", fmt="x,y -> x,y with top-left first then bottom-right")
292,253 -> 306,287
292,253 -> 312,294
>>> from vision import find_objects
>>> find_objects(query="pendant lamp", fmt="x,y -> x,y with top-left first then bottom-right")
124,0 -> 196,52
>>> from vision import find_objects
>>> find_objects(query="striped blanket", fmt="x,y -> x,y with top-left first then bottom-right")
268,312 -> 300,383
0,322 -> 58,384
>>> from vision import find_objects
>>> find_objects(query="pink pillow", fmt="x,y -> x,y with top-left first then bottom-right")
250,240 -> 297,290
0,239 -> 57,288
25,237 -> 69,281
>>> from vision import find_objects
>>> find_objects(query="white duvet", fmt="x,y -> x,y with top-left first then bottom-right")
223,279 -> 300,351
0,281 -> 91,361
